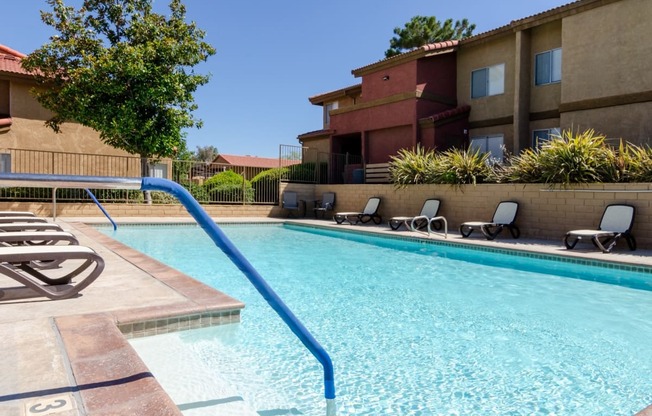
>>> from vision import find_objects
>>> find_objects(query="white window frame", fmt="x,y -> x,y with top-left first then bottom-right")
0,153 -> 10,173
535,48 -> 562,86
471,63 -> 505,99
324,101 -> 338,127
470,134 -> 504,163
532,128 -> 560,149
150,163 -> 168,179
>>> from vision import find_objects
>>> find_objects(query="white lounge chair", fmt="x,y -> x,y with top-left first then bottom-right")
334,197 -> 382,225
564,204 -> 636,253
0,245 -> 104,300
0,222 -> 64,232
0,211 -> 36,217
0,216 -> 48,224
389,198 -> 442,231
460,201 -> 520,240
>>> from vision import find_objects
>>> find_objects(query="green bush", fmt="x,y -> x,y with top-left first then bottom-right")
252,167 -> 287,203
203,170 -> 254,203
623,142 -> 652,183
389,145 -> 437,188
432,146 -> 496,185
502,147 -> 543,183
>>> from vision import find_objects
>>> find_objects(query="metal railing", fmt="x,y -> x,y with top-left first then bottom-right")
280,145 -> 364,184
0,147 -> 367,205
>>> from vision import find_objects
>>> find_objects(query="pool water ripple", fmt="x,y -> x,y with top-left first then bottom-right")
105,224 -> 652,415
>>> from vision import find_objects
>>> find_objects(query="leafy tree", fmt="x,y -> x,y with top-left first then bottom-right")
193,145 -> 219,162
385,16 -> 475,58
22,0 -> 216,179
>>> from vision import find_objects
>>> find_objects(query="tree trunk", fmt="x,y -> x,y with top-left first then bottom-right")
140,156 -> 152,205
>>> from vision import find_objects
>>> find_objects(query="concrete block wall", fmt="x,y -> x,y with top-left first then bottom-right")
314,183 -> 652,249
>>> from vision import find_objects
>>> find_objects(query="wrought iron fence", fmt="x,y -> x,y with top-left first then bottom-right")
279,145 -> 364,184
0,146 -> 365,204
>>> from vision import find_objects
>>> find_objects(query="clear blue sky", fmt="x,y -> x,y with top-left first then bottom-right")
3,0 -> 570,157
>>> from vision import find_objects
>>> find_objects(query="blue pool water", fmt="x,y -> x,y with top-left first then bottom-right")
102,224 -> 652,415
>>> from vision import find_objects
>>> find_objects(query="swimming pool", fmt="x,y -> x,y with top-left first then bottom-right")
101,223 -> 652,415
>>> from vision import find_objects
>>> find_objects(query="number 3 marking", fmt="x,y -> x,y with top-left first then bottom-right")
29,398 -> 67,414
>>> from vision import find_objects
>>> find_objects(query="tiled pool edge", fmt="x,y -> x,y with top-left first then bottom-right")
54,222 -> 247,416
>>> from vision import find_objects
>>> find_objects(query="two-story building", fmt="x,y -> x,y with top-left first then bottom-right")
299,0 -> 652,178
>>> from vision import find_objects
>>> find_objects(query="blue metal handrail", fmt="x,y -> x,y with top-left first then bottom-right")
85,189 -> 117,230
141,177 -> 336,414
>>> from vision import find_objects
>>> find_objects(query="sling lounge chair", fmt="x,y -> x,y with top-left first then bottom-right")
0,222 -> 64,232
389,198 -> 442,231
460,201 -> 520,240
564,204 -> 636,253
282,191 -> 301,218
314,192 -> 336,219
0,245 -> 104,300
0,216 -> 48,224
334,197 -> 382,225
0,211 -> 36,217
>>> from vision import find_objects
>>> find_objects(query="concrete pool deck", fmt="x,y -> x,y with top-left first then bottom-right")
1,216 -> 651,415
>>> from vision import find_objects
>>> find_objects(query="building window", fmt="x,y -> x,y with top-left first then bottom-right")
324,101 -> 338,127
150,163 -> 168,179
533,128 -> 560,149
535,48 -> 562,85
470,135 -> 504,163
0,154 -> 10,173
471,64 -> 505,98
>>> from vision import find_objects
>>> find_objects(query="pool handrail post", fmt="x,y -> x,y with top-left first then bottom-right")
141,177 -> 337,413
85,189 -> 118,230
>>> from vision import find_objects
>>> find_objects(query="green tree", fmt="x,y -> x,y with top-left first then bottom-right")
385,16 -> 475,58
22,0 -> 216,179
193,145 -> 219,162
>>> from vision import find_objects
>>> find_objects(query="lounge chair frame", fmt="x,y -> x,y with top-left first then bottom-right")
460,201 -> 520,240
0,245 -> 104,300
334,197 -> 382,225
389,198 -> 442,231
564,204 -> 636,253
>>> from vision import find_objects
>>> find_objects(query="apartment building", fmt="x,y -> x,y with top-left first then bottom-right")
299,0 -> 652,171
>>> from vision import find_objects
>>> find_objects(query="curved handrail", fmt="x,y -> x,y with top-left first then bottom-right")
85,189 -> 117,231
141,177 -> 336,414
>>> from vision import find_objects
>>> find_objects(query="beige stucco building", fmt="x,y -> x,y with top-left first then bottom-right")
300,0 -> 652,167
0,44 -> 154,177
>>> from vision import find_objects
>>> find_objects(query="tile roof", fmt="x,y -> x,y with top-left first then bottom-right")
420,105 -> 471,123
352,40 -> 459,76
0,44 -> 30,76
214,154 -> 300,169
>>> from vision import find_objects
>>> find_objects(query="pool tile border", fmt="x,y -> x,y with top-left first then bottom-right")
119,309 -> 241,339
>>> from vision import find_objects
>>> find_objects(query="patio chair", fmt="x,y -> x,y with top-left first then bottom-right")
334,197 -> 382,225
282,191 -> 301,218
0,245 -> 105,300
564,204 -> 636,253
313,192 -> 336,219
389,198 -> 442,231
460,201 -> 520,240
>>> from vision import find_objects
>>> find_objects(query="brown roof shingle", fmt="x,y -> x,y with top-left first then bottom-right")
0,44 -> 29,76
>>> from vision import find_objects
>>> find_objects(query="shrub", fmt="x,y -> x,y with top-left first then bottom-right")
624,142 -> 652,182
389,145 -> 437,187
203,170 -> 254,203
251,167 -> 287,203
536,128 -> 617,187
501,147 -> 543,183
431,146 -> 497,185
